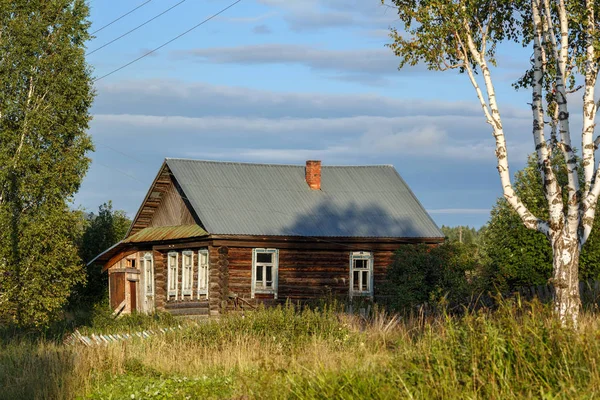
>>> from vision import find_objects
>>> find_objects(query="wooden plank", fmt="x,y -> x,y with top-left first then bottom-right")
110,272 -> 126,309
168,308 -> 209,316
164,301 -> 210,310
130,281 -> 137,312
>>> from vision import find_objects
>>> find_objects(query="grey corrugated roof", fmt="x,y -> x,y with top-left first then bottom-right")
166,159 -> 443,238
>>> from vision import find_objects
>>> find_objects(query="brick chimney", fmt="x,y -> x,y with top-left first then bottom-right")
305,160 -> 322,190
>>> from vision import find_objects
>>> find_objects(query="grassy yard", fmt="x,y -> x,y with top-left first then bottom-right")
1,301 -> 599,399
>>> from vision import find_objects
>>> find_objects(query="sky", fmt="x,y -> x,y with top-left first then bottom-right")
76,0 -> 541,229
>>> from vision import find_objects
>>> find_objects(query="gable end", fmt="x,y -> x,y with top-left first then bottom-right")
127,163 -> 203,237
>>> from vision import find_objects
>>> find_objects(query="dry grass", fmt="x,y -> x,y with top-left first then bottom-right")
1,301 -> 600,399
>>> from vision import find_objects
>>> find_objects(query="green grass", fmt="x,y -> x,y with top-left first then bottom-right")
1,300 -> 599,399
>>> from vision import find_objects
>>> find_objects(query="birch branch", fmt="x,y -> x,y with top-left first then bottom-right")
582,166 -> 600,245
12,75 -> 35,169
529,0 -> 565,229
538,0 -> 579,232
581,0 -> 597,197
459,27 -> 550,236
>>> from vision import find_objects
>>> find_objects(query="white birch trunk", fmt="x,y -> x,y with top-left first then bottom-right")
457,0 -> 587,325
551,231 -> 581,326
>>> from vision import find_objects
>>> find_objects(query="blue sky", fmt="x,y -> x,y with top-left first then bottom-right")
77,0 -> 539,228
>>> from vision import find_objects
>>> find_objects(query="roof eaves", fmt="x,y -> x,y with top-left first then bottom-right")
86,240 -> 124,267
389,166 -> 444,238
125,160 -> 168,237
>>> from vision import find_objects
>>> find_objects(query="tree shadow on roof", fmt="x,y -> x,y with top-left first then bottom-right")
284,200 -> 420,238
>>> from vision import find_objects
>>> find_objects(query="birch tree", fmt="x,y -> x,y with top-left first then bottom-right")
0,0 -> 94,327
384,0 -> 599,325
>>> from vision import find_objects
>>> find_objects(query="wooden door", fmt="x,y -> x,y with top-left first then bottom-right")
109,272 -> 125,309
130,281 -> 137,312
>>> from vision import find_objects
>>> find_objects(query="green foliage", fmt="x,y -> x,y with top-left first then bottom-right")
85,374 -> 236,400
383,0 -> 596,85
75,202 -> 131,307
3,303 -> 600,399
174,303 -> 350,351
76,298 -> 178,336
0,1 -> 94,328
80,202 -> 130,265
482,154 -> 600,290
441,225 -> 481,245
384,0 -> 528,72
384,243 -> 484,311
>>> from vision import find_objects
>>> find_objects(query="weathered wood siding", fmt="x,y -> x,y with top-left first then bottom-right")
208,246 -> 229,316
154,246 -> 217,316
149,181 -> 196,228
106,239 -> 405,316
227,246 -> 397,307
129,165 -> 198,236
154,250 -> 167,311
109,272 -> 125,309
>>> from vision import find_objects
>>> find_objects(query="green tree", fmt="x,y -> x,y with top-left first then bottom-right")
0,1 -> 94,327
482,154 -> 600,290
384,0 -> 600,325
385,243 -> 483,312
78,202 -> 130,304
441,225 -> 481,245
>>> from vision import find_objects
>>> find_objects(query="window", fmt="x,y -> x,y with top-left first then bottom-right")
182,251 -> 194,296
252,248 -> 278,299
350,251 -> 373,297
167,252 -> 179,299
197,249 -> 209,299
142,252 -> 154,297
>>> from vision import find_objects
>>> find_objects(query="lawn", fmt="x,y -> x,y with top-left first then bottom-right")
1,301 -> 599,399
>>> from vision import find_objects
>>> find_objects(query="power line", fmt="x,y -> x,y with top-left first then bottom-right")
87,0 -> 188,56
95,161 -> 146,184
91,0 -> 153,35
93,0 -> 243,82
95,142 -> 152,166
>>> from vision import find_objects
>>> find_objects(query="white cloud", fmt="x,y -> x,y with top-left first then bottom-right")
79,78 -> 536,227
94,79 -> 529,120
256,0 -> 398,31
176,44 -> 413,81
91,78 -> 534,166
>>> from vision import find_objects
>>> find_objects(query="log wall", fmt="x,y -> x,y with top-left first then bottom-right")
227,246 -> 398,308
154,245 -> 215,316
106,239 -> 410,316
208,246 -> 229,316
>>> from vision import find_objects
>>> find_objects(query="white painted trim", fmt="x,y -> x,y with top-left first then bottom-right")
197,249 -> 209,299
349,251 -> 374,299
181,250 -> 194,297
251,248 -> 279,299
167,252 -> 179,300
143,252 -> 154,297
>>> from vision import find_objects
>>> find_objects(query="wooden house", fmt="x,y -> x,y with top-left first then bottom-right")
90,159 -> 444,316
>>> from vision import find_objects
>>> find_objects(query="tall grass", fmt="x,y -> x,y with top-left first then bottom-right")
1,300 -> 599,399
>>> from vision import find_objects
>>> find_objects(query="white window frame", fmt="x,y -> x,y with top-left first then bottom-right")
142,252 -> 154,297
349,251 -> 374,298
251,248 -> 279,299
197,249 -> 209,299
167,252 -> 179,300
182,251 -> 194,297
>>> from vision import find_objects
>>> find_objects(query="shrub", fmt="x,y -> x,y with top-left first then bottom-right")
383,243 -> 484,312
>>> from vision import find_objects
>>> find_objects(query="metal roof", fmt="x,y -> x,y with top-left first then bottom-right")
166,159 -> 443,239
87,224 -> 209,266
123,224 -> 208,243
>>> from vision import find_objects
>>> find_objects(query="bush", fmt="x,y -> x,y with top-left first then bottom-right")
383,243 -> 484,312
